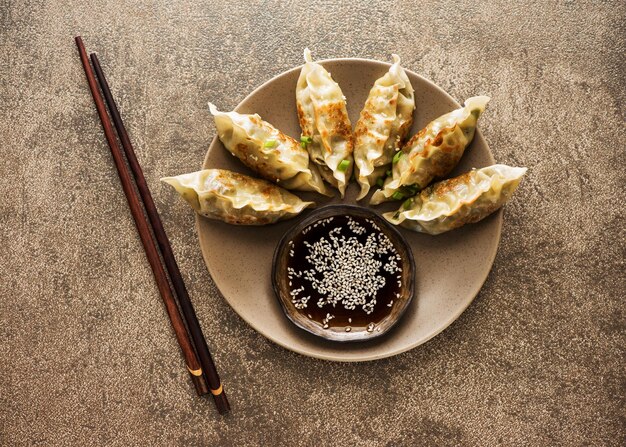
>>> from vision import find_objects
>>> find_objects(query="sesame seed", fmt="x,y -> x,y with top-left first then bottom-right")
321,313 -> 335,326
286,215 -> 400,314
285,214 -> 405,326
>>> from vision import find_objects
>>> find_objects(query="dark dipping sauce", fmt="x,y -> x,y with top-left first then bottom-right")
285,214 -> 404,333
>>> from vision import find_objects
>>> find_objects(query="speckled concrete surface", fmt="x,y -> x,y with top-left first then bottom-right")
1,0 -> 624,445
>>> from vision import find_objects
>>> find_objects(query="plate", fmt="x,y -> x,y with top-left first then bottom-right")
197,57 -> 500,362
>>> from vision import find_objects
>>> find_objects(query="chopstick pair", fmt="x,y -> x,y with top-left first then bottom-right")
75,36 -> 229,414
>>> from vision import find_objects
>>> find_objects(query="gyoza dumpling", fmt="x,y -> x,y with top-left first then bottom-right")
162,169 -> 314,225
384,164 -> 526,235
370,96 -> 490,205
296,48 -> 354,197
354,54 -> 415,200
209,103 -> 330,196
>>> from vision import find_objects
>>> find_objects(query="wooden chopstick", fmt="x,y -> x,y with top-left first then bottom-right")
89,52 -> 230,414
74,36 -> 213,401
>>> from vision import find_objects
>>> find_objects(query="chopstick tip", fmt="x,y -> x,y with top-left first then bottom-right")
213,392 -> 231,415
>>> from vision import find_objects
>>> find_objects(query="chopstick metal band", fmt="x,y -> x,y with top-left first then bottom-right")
188,366 -> 203,377
74,36 -> 208,397
191,373 -> 209,396
210,384 -> 223,396
88,51 -> 229,414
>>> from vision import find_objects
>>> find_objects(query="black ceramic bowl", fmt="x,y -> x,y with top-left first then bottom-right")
272,204 -> 415,342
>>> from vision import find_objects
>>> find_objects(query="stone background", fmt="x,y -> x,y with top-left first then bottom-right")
1,0 -> 624,445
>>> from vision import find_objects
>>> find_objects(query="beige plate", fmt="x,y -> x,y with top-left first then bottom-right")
197,57 -> 500,362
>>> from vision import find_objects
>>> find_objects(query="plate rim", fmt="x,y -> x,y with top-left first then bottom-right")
196,57 -> 501,362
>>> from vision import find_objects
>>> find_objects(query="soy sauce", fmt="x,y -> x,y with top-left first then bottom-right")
285,214 -> 403,332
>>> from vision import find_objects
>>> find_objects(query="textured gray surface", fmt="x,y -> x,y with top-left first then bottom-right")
1,0 -> 625,445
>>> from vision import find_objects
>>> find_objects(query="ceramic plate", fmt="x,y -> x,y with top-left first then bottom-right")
197,57 -> 500,362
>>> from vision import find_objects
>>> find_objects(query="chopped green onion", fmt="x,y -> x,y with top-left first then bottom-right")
392,191 -> 404,200
300,135 -> 313,144
263,140 -> 277,148
386,170 -> 392,177
392,151 -> 403,164
337,159 -> 350,172
376,177 -> 385,187
300,141 -> 307,148
402,198 -> 413,210
406,184 -> 419,195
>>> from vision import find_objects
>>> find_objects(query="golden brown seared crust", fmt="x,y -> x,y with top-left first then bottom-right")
234,143 -> 279,182
216,168 -> 277,190
275,129 -> 291,144
354,111 -> 375,143
406,123 -> 456,154
431,133 -> 444,147
463,203 -> 500,224
296,103 -> 312,135
214,170 -> 236,188
354,110 -> 374,136
260,184 -> 275,198
438,125 -> 461,153
431,152 -> 462,178
429,171 -> 474,196
371,135 -> 385,147
225,214 -> 272,225
355,84 -> 407,154
405,125 -> 463,175
319,102 -> 353,141
404,127 -> 426,148
419,145 -> 432,159
206,169 -> 300,225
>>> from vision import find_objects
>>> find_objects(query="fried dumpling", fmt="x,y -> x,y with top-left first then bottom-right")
384,164 -> 526,235
208,103 -> 329,196
296,48 -> 354,197
354,54 -> 415,200
370,96 -> 490,205
162,169 -> 314,225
